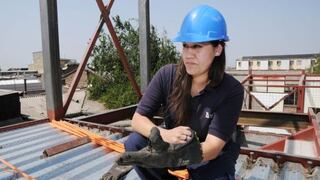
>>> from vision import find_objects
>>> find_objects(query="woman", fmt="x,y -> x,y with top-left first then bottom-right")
125,5 -> 243,180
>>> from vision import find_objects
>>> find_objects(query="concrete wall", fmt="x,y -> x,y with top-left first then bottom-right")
28,51 -> 44,74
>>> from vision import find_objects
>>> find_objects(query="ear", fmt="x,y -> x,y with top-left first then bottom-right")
215,44 -> 223,57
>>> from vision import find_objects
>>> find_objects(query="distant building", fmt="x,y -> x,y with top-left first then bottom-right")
0,67 -> 40,92
0,70 -> 38,79
236,54 -> 318,71
61,63 -> 90,89
0,79 -> 42,92
28,51 -> 76,74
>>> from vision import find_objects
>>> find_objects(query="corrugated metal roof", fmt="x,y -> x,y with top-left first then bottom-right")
235,154 -> 320,180
2,122 -> 320,180
20,91 -> 87,119
242,53 -> 319,60
0,123 -> 140,180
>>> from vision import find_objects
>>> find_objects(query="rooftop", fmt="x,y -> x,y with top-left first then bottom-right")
241,53 -> 319,61
1,106 -> 320,179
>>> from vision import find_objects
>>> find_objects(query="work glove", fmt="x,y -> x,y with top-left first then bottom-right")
100,163 -> 133,180
117,127 -> 203,168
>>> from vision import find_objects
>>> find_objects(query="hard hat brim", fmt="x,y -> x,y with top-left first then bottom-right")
172,33 -> 229,43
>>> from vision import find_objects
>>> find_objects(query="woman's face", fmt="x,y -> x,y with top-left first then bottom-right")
182,42 -> 219,78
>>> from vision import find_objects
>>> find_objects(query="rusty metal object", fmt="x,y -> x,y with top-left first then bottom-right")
62,19 -> 104,116
240,147 -> 320,169
64,118 -> 131,136
43,136 -> 90,157
47,108 -> 64,121
260,126 -> 314,151
0,119 -> 49,133
96,0 -> 142,99
238,110 -> 309,130
308,107 -> 320,155
75,105 -> 136,125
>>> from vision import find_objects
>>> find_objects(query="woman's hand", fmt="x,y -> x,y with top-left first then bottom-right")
159,126 -> 192,144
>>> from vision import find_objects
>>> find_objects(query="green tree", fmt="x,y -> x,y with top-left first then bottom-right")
312,55 -> 320,74
88,16 -> 180,109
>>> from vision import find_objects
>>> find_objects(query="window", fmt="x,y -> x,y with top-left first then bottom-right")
297,60 -> 302,66
311,60 -> 316,66
289,60 -> 294,69
257,61 -> 261,67
277,61 -> 281,66
238,62 -> 241,68
249,61 -> 253,67
290,60 -> 294,66
284,87 -> 297,105
268,61 -> 273,67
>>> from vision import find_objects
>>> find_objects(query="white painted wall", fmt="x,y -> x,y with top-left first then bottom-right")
236,60 -> 249,70
304,76 -> 320,113
280,60 -> 290,70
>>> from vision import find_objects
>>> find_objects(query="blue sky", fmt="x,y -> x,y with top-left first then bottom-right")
1,0 -> 320,70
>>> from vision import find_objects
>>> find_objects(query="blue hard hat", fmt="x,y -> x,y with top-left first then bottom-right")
173,5 -> 229,43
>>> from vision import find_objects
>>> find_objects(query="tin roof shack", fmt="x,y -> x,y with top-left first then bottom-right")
0,90 -> 20,121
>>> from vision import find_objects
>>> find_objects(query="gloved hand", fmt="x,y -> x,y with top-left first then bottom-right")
100,163 -> 133,180
117,127 -> 203,168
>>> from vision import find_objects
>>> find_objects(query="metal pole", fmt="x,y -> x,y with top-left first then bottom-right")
248,69 -> 253,109
297,70 -> 306,113
139,0 -> 150,92
24,79 -> 27,92
39,0 -> 63,120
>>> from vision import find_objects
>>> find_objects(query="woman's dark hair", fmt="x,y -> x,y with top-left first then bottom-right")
168,41 -> 226,126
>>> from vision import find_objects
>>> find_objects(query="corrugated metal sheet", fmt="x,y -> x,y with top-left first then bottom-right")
242,132 -> 284,149
20,91 -> 87,119
235,154 -> 320,180
0,123 -> 140,180
1,123 -> 320,180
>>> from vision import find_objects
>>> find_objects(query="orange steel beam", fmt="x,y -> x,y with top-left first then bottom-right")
51,120 -> 189,179
50,120 -> 125,153
168,169 -> 189,179
0,156 -> 35,179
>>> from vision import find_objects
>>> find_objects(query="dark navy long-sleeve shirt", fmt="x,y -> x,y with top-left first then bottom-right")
136,64 -> 244,143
